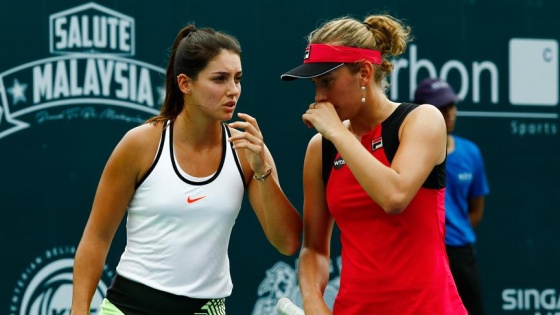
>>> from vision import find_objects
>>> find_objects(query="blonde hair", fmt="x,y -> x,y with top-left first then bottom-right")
308,15 -> 412,90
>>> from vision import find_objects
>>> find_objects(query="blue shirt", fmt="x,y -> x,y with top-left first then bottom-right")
445,135 -> 490,246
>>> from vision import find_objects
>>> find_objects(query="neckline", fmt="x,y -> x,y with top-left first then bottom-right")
168,120 -> 227,186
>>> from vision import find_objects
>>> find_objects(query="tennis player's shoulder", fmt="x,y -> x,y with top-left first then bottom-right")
410,103 -> 444,118
117,121 -> 163,158
402,104 -> 445,129
305,132 -> 323,160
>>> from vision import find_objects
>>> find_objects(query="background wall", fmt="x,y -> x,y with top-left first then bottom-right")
0,0 -> 558,314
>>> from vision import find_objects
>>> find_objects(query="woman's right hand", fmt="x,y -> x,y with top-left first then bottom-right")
302,101 -> 347,141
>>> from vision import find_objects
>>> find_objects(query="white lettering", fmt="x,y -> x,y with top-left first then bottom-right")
52,14 -> 131,52
97,59 -> 114,96
473,61 -> 499,103
69,59 -> 82,96
440,60 -> 469,100
93,16 -> 107,47
119,20 -> 131,52
107,17 -> 119,50
137,68 -> 154,106
53,61 -> 70,98
34,64 -> 53,102
81,15 -> 93,48
67,16 -> 82,49
54,17 -> 67,49
129,65 -> 137,101
114,61 -> 128,99
32,58 -> 154,105
390,45 -> 499,105
503,289 -> 517,310
526,289 -> 540,310
502,289 -> 560,311
511,120 -> 558,136
83,59 -> 100,96
542,289 -> 557,310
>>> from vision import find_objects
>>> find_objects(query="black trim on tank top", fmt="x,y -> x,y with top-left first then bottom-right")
225,125 -> 247,188
135,122 -> 167,189
321,135 -> 338,189
322,103 -> 445,189
170,121 -> 226,186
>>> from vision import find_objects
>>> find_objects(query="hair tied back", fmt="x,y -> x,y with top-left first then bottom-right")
184,28 -> 197,39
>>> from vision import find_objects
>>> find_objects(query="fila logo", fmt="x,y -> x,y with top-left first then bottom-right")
187,196 -> 206,204
333,156 -> 345,170
371,137 -> 383,151
304,45 -> 311,60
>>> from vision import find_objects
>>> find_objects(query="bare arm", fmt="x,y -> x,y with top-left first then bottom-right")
71,125 -> 158,314
468,196 -> 485,228
246,145 -> 303,255
298,134 -> 334,315
229,113 -> 302,256
304,103 -> 447,214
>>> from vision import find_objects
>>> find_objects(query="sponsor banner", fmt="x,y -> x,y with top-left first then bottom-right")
2,2 -> 163,313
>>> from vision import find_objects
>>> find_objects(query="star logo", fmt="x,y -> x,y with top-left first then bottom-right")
7,78 -> 28,105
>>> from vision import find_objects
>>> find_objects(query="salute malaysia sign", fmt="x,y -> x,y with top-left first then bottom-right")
1,3 -> 163,314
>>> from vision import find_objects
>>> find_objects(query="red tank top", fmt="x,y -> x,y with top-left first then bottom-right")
325,103 -> 466,315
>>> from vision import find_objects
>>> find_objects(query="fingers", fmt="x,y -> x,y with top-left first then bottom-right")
302,115 -> 314,128
229,139 -> 264,154
228,130 -> 262,147
231,112 -> 260,132
228,113 -> 265,151
304,102 -> 321,128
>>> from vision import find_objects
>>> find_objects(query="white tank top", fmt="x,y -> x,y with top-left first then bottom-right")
116,121 -> 245,298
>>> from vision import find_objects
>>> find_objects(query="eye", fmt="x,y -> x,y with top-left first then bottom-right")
317,78 -> 332,87
235,75 -> 242,83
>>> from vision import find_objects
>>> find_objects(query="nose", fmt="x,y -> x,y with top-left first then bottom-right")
314,88 -> 326,103
227,79 -> 241,97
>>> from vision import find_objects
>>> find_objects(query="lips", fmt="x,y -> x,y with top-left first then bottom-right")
223,100 -> 236,112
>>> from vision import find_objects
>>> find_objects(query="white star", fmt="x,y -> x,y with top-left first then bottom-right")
7,78 -> 28,105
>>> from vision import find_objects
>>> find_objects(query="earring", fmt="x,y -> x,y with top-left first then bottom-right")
361,86 -> 366,103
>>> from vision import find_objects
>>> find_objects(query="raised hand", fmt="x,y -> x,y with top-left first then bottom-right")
228,112 -> 270,176
302,101 -> 346,141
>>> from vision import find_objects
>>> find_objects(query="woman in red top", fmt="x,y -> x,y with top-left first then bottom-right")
281,14 -> 467,315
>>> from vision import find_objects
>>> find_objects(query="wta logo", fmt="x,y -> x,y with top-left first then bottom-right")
9,246 -> 112,315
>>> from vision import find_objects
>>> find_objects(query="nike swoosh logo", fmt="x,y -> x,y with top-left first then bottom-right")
187,196 -> 206,204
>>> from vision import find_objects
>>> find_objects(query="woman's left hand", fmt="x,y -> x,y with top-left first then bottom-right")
228,112 -> 269,175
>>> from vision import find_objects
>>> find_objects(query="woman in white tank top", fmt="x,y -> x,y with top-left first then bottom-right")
71,24 -> 302,315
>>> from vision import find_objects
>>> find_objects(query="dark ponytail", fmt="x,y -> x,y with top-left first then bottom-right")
146,24 -> 241,124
